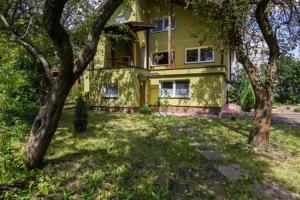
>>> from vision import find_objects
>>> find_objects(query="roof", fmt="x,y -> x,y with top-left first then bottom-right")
125,22 -> 156,31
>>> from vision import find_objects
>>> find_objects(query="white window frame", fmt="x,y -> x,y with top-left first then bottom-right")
151,16 -> 176,33
159,80 -> 190,98
103,84 -> 119,98
185,47 -> 215,64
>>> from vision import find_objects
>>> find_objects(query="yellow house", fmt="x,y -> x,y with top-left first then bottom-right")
84,0 -> 232,115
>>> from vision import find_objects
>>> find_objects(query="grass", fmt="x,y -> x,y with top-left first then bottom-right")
1,111 -> 300,199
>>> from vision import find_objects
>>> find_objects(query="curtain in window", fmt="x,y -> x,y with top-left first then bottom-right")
175,81 -> 189,97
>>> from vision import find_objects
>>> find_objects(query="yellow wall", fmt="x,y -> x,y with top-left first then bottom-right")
146,3 -> 229,69
89,68 -> 150,107
84,0 -> 230,109
149,74 -> 226,107
93,1 -> 230,69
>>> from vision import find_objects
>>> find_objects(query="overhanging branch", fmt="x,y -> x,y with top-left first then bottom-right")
74,0 -> 124,76
0,14 -> 54,84
255,0 -> 280,61
43,0 -> 74,77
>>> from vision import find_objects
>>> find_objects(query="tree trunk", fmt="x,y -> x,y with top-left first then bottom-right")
25,81 -> 74,168
248,88 -> 272,150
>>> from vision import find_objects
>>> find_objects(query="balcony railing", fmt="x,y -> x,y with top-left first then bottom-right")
106,56 -> 134,68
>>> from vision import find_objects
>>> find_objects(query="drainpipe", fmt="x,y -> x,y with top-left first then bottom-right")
146,29 -> 150,69
168,0 -> 173,68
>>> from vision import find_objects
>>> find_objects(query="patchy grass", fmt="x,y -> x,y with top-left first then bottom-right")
1,111 -> 300,199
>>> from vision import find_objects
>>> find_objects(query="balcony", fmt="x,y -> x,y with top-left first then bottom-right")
106,56 -> 133,68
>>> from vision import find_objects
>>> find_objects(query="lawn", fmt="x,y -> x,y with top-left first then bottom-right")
1,111 -> 300,199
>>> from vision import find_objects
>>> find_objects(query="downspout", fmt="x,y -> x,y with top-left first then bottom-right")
146,29 -> 150,69
168,0 -> 173,68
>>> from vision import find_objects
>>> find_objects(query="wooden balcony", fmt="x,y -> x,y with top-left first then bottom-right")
106,56 -> 134,68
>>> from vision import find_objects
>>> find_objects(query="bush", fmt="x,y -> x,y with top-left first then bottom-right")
74,95 -> 88,133
296,93 -> 300,104
240,81 -> 255,112
294,107 -> 300,113
0,49 -> 40,125
140,104 -> 153,115
275,58 -> 300,104
229,70 -> 248,103
0,122 -> 28,183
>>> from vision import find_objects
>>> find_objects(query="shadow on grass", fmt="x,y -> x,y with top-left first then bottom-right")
39,112 -> 276,199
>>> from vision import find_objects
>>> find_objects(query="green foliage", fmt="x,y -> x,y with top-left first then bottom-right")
67,85 -> 83,103
275,58 -> 300,104
0,36 -> 40,125
73,95 -> 88,133
229,70 -> 248,103
0,122 -> 29,184
240,81 -> 255,112
156,98 -> 162,107
140,104 -> 153,115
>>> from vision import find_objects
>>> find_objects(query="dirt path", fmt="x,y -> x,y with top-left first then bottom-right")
229,105 -> 300,128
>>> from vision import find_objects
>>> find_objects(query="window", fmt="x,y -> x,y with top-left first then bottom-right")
152,16 -> 176,33
186,49 -> 199,63
160,81 -> 189,98
103,84 -> 118,98
175,81 -> 189,97
185,47 -> 214,63
160,82 -> 173,97
200,47 -> 214,62
152,51 -> 175,65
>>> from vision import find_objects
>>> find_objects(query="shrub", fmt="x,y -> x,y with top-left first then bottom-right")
0,122 -> 27,183
240,81 -> 255,112
74,95 -> 88,133
275,58 -> 300,104
229,69 -> 248,103
297,93 -> 300,104
140,104 -> 153,115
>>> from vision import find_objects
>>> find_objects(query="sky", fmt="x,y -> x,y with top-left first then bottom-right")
292,46 -> 300,59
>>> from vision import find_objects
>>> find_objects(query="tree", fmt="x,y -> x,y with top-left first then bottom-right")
0,0 -> 124,168
275,57 -> 300,104
176,0 -> 300,150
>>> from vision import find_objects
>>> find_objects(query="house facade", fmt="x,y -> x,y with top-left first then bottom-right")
83,0 -> 232,115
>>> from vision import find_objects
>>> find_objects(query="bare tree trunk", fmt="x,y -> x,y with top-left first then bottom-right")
25,81 -> 74,168
248,88 -> 272,150
236,46 -> 277,150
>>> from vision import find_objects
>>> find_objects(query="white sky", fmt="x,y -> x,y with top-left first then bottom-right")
292,46 -> 300,59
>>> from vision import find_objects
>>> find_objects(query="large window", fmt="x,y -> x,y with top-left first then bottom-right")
185,47 -> 214,63
152,51 -> 175,65
160,80 -> 190,98
152,16 -> 176,33
103,84 -> 118,98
